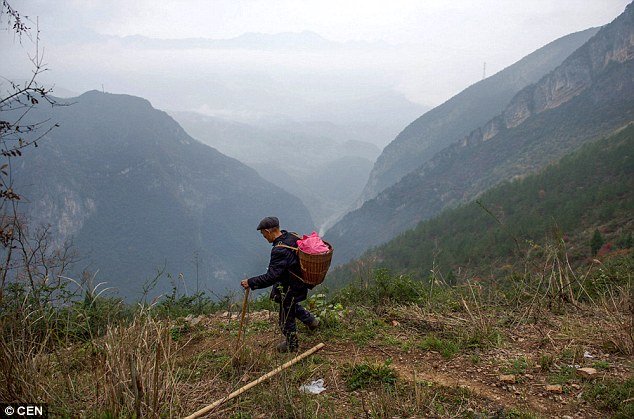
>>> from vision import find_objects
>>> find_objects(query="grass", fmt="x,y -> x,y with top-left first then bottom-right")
341,360 -> 398,390
504,356 -> 530,375
319,306 -> 386,345
1,242 -> 632,417
548,365 -> 577,385
418,334 -> 461,359
583,378 -> 634,418
538,353 -> 555,371
593,360 -> 611,370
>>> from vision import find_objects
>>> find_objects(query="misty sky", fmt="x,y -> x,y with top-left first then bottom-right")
1,0 -> 630,135
14,0 -> 627,44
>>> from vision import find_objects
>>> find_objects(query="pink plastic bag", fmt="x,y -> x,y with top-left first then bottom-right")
297,231 -> 329,254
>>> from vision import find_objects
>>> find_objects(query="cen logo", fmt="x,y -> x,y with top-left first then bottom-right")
1,404 -> 47,418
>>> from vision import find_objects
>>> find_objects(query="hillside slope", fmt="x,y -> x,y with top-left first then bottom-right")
330,124 -> 634,283
11,91 -> 314,298
359,27 -> 599,203
327,4 -> 633,264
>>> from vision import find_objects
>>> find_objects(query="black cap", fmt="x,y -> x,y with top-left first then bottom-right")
257,216 -> 279,230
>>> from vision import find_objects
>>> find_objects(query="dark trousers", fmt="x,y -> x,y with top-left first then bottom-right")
279,295 -> 315,336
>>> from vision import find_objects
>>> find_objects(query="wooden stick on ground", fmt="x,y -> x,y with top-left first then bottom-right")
235,287 -> 250,351
184,342 -> 325,419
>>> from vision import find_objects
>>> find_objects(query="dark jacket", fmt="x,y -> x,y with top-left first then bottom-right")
247,231 -> 311,302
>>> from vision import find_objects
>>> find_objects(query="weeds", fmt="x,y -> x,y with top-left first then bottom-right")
593,360 -> 611,370
418,335 -> 461,359
342,360 -> 397,390
505,357 -> 530,375
548,365 -> 577,385
583,378 -> 634,418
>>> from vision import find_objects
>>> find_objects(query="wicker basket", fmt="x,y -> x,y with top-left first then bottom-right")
297,241 -> 333,286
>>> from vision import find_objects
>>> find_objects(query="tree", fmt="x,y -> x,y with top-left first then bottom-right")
0,2 -> 69,302
590,229 -> 604,256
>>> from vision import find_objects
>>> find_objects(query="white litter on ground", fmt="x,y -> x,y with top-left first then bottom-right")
299,379 -> 326,394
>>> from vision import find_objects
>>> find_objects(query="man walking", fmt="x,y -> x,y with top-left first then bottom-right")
241,216 -> 319,352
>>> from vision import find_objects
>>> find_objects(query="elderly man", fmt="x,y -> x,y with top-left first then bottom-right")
241,216 -> 319,352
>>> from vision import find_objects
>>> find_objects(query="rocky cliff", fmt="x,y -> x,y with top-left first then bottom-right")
326,3 -> 634,265
359,28 -> 600,205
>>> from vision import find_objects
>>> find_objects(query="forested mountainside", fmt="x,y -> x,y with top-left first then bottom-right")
10,91 -> 314,298
329,124 -> 634,285
359,27 -> 599,203
327,4 -> 633,264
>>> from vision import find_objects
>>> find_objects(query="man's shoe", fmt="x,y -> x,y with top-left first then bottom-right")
276,334 -> 299,353
307,318 -> 320,331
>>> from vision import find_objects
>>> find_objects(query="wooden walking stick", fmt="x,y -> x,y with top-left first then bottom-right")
235,286 -> 250,351
184,342 -> 325,419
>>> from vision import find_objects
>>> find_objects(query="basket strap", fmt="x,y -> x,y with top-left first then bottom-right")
275,243 -> 298,252
275,243 -> 306,282
289,270 -> 304,281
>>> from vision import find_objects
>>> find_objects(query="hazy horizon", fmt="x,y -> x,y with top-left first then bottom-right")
1,1 -> 630,148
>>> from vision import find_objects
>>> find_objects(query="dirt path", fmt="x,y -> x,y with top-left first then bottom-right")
181,310 -> 630,418
317,336 -> 612,418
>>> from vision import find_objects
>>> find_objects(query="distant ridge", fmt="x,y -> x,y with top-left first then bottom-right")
327,4 -> 634,264
359,27 -> 600,204
12,91 -> 314,299
329,124 -> 634,285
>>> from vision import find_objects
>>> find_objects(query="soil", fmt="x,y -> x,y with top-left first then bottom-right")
178,309 -> 633,418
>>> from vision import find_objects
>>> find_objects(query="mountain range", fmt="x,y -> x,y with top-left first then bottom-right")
329,124 -> 634,285
327,4 -> 634,265
11,91 -> 315,299
358,27 -> 600,204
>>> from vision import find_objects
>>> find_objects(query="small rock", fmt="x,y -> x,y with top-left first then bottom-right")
546,384 -> 563,393
190,315 -> 204,326
499,374 -> 516,384
571,383 -> 581,389
577,367 -> 597,378
391,320 -> 400,327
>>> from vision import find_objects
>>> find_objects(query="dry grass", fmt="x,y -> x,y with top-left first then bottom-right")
597,286 -> 634,355
0,320 -> 56,404
94,309 -> 181,417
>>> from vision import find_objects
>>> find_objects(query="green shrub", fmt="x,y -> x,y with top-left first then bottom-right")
581,252 -> 634,299
153,289 -> 223,318
305,293 -> 348,327
334,269 -> 426,306
505,357 -> 529,375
